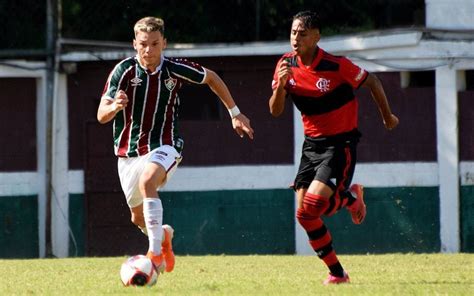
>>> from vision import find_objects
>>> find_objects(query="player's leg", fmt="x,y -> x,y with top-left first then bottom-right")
140,145 -> 181,272
328,143 -> 366,224
122,176 -> 165,237
129,203 -> 147,234
302,180 -> 349,283
117,153 -> 175,272
294,140 -> 349,284
128,202 -> 174,271
140,161 -> 166,268
118,156 -> 149,233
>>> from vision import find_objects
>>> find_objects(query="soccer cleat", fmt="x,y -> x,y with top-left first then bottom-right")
323,271 -> 350,285
146,251 -> 166,274
347,184 -> 366,224
161,224 -> 175,272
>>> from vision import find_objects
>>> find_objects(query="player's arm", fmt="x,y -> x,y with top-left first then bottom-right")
97,90 -> 128,124
269,59 -> 291,117
203,68 -> 254,139
362,73 -> 399,130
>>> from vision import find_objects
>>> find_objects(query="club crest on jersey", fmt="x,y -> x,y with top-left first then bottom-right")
130,77 -> 142,87
316,78 -> 330,92
165,77 -> 177,91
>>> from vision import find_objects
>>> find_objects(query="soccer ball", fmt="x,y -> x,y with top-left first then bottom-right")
120,255 -> 158,287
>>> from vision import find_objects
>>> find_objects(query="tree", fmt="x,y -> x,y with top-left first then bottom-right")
0,0 -> 425,51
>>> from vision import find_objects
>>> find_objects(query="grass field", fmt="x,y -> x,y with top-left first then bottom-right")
0,254 -> 472,295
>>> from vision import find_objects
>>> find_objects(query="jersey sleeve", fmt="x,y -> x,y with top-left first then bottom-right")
339,57 -> 368,89
168,58 -> 207,84
101,59 -> 133,101
101,72 -> 117,101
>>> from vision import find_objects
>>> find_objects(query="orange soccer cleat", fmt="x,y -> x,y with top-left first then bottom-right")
146,251 -> 166,274
161,224 -> 175,272
347,184 -> 366,224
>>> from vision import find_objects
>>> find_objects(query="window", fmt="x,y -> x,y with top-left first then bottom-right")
465,70 -> 474,91
408,71 -> 435,88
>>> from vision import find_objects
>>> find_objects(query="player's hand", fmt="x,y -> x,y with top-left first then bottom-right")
112,90 -> 128,112
232,113 -> 254,139
384,114 -> 399,130
276,59 -> 292,88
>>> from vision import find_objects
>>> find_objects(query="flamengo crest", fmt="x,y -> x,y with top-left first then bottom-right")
165,77 -> 177,91
316,78 -> 330,92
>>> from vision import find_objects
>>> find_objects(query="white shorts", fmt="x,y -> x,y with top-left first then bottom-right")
117,145 -> 182,208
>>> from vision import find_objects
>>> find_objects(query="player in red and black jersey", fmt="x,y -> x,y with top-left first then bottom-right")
269,11 -> 399,284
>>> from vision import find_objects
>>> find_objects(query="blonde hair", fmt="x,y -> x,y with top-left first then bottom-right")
134,17 -> 164,36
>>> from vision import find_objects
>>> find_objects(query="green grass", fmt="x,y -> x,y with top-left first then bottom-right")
1,254 -> 472,295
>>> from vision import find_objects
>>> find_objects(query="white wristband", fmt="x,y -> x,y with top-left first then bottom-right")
228,105 -> 241,118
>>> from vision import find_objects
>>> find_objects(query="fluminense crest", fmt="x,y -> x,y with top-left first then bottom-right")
165,77 -> 177,91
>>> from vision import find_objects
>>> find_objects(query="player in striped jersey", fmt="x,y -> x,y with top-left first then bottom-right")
269,11 -> 399,284
97,17 -> 254,273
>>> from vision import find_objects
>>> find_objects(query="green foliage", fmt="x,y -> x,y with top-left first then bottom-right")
0,0 -> 425,51
0,1 -> 46,49
0,254 -> 472,295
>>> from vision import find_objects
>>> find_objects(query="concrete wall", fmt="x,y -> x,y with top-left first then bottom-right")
426,0 -> 474,30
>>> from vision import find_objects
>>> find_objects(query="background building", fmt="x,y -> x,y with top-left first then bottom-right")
0,0 -> 473,258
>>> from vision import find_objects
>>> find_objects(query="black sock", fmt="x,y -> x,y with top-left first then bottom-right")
328,262 -> 344,277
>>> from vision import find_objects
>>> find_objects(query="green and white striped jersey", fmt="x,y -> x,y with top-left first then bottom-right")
102,55 -> 207,157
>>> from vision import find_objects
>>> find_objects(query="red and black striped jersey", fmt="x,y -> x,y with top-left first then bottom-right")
272,47 -> 368,138
102,55 -> 207,157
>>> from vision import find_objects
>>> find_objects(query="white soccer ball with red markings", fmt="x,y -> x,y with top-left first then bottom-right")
120,255 -> 158,287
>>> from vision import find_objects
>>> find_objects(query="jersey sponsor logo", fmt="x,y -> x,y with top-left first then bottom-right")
154,155 -> 166,162
355,68 -> 365,81
157,151 -> 168,157
316,78 -> 330,92
165,77 -> 177,91
130,77 -> 142,87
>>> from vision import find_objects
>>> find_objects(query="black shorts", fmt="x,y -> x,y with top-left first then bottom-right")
293,130 -> 361,193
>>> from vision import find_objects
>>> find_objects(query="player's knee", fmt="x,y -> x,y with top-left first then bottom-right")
138,169 -> 165,195
296,207 -> 325,232
138,172 -> 154,194
302,192 -> 329,218
296,207 -> 315,230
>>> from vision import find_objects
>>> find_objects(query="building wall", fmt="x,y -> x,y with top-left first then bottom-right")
0,77 -> 40,258
0,195 -> 38,258
426,0 -> 474,30
1,55 -> 473,257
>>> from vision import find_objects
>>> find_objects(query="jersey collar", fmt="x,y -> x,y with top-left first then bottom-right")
296,47 -> 322,70
135,55 -> 164,75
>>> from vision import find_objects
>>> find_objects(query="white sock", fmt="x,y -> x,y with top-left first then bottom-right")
143,198 -> 163,254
